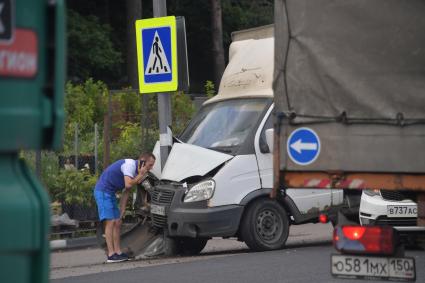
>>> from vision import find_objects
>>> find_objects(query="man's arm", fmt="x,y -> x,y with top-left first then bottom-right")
119,161 -> 150,218
120,174 -> 145,219
119,188 -> 130,219
123,170 -> 147,189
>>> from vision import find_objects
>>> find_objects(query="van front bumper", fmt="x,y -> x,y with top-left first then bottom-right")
166,204 -> 244,238
150,184 -> 244,238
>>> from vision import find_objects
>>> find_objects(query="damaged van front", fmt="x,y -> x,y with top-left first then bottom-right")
152,97 -> 272,239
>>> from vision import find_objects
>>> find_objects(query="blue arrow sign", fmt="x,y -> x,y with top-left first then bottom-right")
287,127 -> 321,166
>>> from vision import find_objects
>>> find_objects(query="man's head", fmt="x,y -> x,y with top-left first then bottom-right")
138,153 -> 156,171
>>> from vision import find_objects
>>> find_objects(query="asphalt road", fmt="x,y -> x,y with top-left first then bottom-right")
50,223 -> 424,283
51,244 -> 424,283
50,223 -> 333,279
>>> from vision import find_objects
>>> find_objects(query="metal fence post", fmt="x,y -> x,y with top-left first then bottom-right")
94,123 -> 98,175
74,123 -> 78,169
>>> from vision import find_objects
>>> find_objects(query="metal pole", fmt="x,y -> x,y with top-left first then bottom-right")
74,123 -> 78,169
94,123 -> 98,175
141,95 -> 145,150
153,0 -> 167,17
153,0 -> 172,170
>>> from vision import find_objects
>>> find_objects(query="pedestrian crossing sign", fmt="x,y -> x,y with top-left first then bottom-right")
135,16 -> 178,93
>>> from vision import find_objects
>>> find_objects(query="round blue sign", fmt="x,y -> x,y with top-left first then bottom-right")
287,127 -> 321,166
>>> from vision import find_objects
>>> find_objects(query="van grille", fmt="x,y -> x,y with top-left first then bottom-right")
152,214 -> 167,227
151,188 -> 175,227
151,189 -> 174,204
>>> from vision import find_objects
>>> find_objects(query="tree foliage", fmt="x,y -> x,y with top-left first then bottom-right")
64,79 -> 107,154
67,9 -> 123,82
66,1 -> 273,92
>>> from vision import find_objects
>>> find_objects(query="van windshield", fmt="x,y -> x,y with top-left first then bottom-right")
179,98 -> 269,154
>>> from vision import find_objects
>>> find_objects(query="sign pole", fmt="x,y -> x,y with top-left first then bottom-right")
153,0 -> 172,170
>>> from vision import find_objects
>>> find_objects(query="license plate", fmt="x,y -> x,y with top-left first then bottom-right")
387,205 -> 417,218
150,204 -> 166,216
331,254 -> 415,281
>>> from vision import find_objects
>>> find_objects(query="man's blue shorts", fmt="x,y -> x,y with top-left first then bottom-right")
94,189 -> 120,221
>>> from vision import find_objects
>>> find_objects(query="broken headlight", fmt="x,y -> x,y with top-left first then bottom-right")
184,180 -> 215,202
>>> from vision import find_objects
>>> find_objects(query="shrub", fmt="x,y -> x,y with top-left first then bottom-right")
51,168 -> 97,207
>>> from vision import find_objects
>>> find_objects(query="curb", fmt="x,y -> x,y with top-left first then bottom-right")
50,236 -> 98,251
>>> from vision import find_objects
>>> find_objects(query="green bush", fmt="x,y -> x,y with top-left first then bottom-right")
51,168 -> 97,207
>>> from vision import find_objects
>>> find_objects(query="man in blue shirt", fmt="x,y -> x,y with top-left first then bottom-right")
94,153 -> 156,263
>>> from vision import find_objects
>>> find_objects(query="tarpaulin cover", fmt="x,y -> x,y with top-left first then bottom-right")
274,0 -> 425,173
275,0 -> 425,124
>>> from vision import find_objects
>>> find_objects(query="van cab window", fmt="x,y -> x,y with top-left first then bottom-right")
179,98 -> 269,154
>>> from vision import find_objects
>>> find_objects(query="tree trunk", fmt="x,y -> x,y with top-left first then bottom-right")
126,0 -> 142,90
210,0 -> 225,90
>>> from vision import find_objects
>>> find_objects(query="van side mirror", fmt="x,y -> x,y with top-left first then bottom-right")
265,129 -> 274,153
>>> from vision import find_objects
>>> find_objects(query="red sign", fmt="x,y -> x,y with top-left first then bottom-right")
0,29 -> 38,78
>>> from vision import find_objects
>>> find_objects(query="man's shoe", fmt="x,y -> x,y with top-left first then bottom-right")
117,253 -> 130,261
106,253 -> 127,263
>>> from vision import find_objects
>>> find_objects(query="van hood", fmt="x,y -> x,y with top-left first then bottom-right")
161,143 -> 233,182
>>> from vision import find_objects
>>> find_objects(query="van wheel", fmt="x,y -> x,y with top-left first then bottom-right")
241,198 -> 289,251
174,237 -> 209,255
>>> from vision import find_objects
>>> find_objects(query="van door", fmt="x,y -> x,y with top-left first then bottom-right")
254,104 -> 335,213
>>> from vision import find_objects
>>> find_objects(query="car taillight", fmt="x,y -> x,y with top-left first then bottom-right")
333,225 -> 396,255
319,213 -> 328,223
342,226 -> 365,240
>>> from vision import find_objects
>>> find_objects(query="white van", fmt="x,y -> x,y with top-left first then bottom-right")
150,25 -> 346,253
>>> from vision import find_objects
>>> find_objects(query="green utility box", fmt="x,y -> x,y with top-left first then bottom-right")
0,0 -> 66,282
0,0 -> 65,151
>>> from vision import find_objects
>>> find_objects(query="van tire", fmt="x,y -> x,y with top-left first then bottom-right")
241,198 -> 289,251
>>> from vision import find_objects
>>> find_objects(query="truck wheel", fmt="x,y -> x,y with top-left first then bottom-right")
241,198 -> 289,251
175,237 -> 209,255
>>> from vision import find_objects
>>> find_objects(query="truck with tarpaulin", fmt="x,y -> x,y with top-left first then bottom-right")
272,0 -> 425,281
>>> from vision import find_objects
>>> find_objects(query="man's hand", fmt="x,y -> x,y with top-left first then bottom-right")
138,160 -> 149,176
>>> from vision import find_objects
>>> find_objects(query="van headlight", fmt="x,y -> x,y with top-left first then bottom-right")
184,180 -> 215,202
